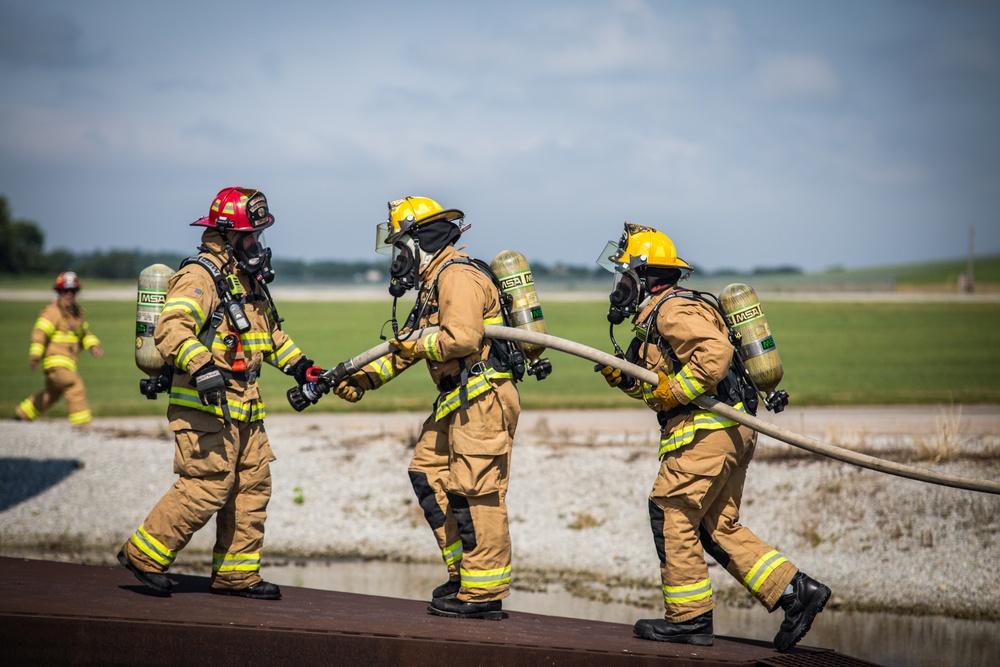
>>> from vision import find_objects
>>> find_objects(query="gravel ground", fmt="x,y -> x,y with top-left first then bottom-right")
2,405 -> 999,620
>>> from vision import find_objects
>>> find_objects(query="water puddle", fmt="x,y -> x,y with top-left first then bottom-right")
266,558 -> 998,667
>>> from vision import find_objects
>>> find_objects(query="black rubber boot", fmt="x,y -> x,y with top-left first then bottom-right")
428,597 -> 504,620
117,550 -> 171,596
432,579 -> 461,600
210,581 -> 282,600
633,611 -> 713,645
774,572 -> 831,652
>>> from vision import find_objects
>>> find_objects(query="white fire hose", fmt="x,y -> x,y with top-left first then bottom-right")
299,325 -> 1000,496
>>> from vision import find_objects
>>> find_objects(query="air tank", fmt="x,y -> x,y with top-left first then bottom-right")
490,250 -> 547,361
718,283 -> 784,392
135,263 -> 175,376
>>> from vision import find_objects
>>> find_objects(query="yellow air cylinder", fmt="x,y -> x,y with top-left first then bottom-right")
490,250 -> 547,361
135,263 -> 175,376
719,283 -> 783,392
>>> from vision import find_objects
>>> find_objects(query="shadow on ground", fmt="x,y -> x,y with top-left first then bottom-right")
0,458 -> 83,511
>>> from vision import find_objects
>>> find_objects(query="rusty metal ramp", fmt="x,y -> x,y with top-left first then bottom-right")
0,557 -> 881,666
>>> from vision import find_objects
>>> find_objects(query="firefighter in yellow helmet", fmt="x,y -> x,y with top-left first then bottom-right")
15,271 -> 103,426
595,223 -> 830,651
118,187 -> 324,599
334,196 -> 520,620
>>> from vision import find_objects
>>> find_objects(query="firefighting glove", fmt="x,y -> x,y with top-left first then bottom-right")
287,357 -> 318,385
334,371 -> 373,403
192,363 -> 228,406
597,364 -> 623,387
651,370 -> 681,411
334,380 -> 364,403
391,338 -> 424,360
595,363 -> 636,391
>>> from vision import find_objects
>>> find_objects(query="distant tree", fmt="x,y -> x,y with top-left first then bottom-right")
0,195 -> 48,274
751,265 -> 802,276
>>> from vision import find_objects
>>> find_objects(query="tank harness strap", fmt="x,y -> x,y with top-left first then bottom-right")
643,288 -> 757,419
180,256 -> 231,353
423,258 -> 525,409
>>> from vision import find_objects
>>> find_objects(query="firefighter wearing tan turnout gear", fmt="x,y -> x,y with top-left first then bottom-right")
335,196 -> 519,620
596,223 -> 830,652
16,272 -> 103,426
118,187 -> 322,600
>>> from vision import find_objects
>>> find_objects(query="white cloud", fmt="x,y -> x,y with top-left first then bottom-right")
751,54 -> 842,101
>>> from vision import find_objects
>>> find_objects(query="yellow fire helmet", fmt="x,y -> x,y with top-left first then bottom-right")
375,196 -> 465,255
596,222 -> 692,277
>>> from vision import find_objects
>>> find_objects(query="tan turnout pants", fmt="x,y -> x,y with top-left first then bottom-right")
408,380 -> 519,603
16,367 -> 92,425
649,423 -> 797,622
122,413 -> 275,590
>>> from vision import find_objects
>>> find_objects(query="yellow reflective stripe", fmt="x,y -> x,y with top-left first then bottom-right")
167,388 -> 262,422
162,297 -> 207,330
212,552 -> 261,572
442,540 -> 463,565
131,525 -> 176,567
241,332 -> 272,352
434,368 -> 513,421
43,355 -> 77,371
29,342 -> 45,357
50,331 -> 80,344
423,332 -> 442,362
34,317 -> 55,336
18,399 -> 39,420
625,382 -> 645,399
81,333 -> 100,349
744,550 -> 788,593
657,404 -> 744,457
675,364 -> 704,401
175,339 -> 209,371
69,409 -> 92,425
249,402 -> 266,421
367,356 -> 395,384
483,315 -> 503,326
662,578 -> 713,605
267,339 -> 299,368
460,565 -> 511,589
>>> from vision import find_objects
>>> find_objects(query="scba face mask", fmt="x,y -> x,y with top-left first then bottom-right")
607,270 -> 643,324
235,231 -> 275,283
388,236 -> 420,297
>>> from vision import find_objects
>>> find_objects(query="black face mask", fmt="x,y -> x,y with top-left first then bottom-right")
234,233 -> 275,283
388,242 -> 418,297
608,273 -> 641,324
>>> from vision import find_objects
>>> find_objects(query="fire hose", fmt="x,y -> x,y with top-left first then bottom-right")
289,325 -> 1000,496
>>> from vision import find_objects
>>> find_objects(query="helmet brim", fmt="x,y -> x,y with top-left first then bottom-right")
384,208 -> 464,245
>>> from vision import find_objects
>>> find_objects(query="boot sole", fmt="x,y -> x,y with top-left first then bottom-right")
633,630 -> 714,646
775,585 -> 831,652
210,587 -> 281,600
117,551 -> 171,596
427,605 -> 504,620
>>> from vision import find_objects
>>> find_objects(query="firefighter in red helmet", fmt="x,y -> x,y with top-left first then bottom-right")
118,187 -> 323,599
15,271 -> 103,426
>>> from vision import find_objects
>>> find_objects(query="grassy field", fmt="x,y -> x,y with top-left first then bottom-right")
2,297 -> 998,419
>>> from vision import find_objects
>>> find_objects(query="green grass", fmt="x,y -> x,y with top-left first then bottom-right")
3,297 -> 999,419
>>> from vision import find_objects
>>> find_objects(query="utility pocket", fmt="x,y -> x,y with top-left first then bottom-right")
655,436 -> 731,510
448,425 -> 510,497
172,425 -> 229,478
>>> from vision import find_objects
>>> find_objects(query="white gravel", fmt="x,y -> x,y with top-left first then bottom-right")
2,405 -> 999,620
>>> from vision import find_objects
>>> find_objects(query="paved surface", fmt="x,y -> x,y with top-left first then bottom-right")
0,557 -> 881,667
2,405 -> 999,623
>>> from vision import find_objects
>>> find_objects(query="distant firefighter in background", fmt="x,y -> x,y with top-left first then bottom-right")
15,271 -> 104,426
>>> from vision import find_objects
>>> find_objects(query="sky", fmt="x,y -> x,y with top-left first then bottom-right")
1,0 -> 999,274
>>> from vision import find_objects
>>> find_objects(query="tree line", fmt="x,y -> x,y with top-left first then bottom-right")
1,194 -> 801,282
